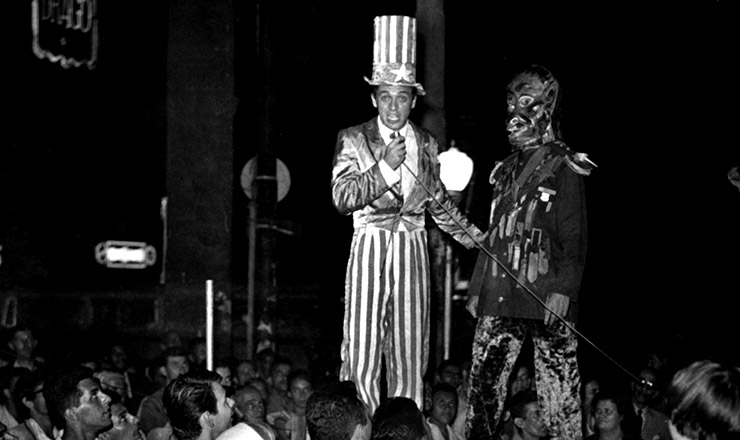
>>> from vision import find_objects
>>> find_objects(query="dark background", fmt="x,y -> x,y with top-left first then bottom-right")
2,1 -> 738,375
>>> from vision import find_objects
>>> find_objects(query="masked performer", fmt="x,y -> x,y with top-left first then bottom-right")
465,65 -> 595,440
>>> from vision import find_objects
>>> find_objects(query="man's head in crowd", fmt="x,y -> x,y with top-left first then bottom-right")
12,370 -> 47,423
287,369 -> 313,413
435,360 -> 462,390
269,359 -> 292,394
44,366 -> 112,437
233,385 -> 266,425
509,390 -> 548,440
306,381 -> 371,440
371,396 -> 428,440
163,346 -> 190,384
8,325 -> 38,364
666,360 -> 740,440
163,370 -> 234,440
428,383 -> 458,429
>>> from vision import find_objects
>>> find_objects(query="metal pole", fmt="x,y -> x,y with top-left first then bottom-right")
206,279 -> 214,371
246,200 -> 257,357
444,241 -> 453,360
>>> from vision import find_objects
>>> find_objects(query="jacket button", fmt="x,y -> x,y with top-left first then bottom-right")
498,296 -> 504,303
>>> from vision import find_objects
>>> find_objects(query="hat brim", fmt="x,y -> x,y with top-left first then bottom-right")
364,77 -> 426,96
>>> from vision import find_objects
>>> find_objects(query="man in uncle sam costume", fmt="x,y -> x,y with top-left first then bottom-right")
330,15 -> 484,414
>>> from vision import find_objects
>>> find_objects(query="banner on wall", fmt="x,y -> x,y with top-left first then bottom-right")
31,0 -> 98,69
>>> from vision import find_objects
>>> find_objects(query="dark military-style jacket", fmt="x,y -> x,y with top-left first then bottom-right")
467,142 -> 589,321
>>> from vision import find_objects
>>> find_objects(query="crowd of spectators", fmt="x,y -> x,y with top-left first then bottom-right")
0,324 -> 736,440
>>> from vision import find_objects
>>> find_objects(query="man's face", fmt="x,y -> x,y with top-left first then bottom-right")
209,383 -> 234,439
593,400 -> 621,433
430,390 -> 457,427
110,402 -> 140,431
516,402 -> 548,439
165,356 -> 190,382
73,378 -> 112,431
371,85 -> 416,132
10,330 -> 36,359
632,369 -> 658,405
506,72 -> 557,149
191,343 -> 207,365
236,362 -> 257,386
511,366 -> 532,396
288,377 -> 313,409
438,365 -> 462,390
270,363 -> 291,392
235,389 -> 265,424
215,367 -> 232,388
110,345 -> 127,371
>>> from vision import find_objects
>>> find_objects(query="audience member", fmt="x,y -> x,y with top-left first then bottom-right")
370,397 -> 428,440
44,366 -> 112,440
581,374 -> 602,438
186,339 -> 207,375
448,361 -> 471,439
233,385 -> 277,440
587,389 -> 640,440
435,361 -> 462,393
0,368 -> 25,428
426,383 -> 462,440
246,379 -> 270,404
507,390 -> 548,440
95,371 -> 132,413
5,370 -> 58,440
100,343 -> 147,413
162,371 -> 242,440
213,362 -> 233,397
98,393 -> 145,440
497,361 -> 536,440
265,359 -> 292,418
630,367 -> 670,440
269,370 -> 313,440
235,361 -> 258,389
508,362 -> 535,398
137,347 -> 189,435
255,352 -> 276,384
3,326 -> 45,375
664,360 -> 740,440
305,381 -> 371,440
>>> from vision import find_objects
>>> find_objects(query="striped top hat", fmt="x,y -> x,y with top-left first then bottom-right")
364,15 -> 426,95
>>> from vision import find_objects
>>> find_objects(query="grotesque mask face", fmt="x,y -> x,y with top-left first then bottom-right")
506,66 -> 560,150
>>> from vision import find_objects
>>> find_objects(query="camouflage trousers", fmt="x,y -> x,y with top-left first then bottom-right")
466,316 -> 582,440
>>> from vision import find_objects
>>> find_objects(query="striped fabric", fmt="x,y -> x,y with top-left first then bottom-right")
372,15 -> 416,67
339,226 -> 430,413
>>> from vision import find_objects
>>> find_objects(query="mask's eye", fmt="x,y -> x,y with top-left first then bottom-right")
519,95 -> 534,107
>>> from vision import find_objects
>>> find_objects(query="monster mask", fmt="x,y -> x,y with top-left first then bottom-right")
506,65 -> 560,150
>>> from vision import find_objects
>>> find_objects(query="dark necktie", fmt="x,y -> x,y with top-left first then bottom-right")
391,131 -> 403,192
637,408 -> 644,431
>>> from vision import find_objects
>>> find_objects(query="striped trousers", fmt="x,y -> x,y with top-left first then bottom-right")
339,226 -> 430,414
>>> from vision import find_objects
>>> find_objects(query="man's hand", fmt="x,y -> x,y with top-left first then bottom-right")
544,293 -> 570,325
466,295 -> 479,318
383,135 -> 406,170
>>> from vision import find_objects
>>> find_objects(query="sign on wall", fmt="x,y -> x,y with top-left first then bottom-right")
32,0 -> 98,69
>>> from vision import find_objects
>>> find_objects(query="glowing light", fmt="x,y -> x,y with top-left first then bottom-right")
438,143 -> 474,192
95,240 -> 157,269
